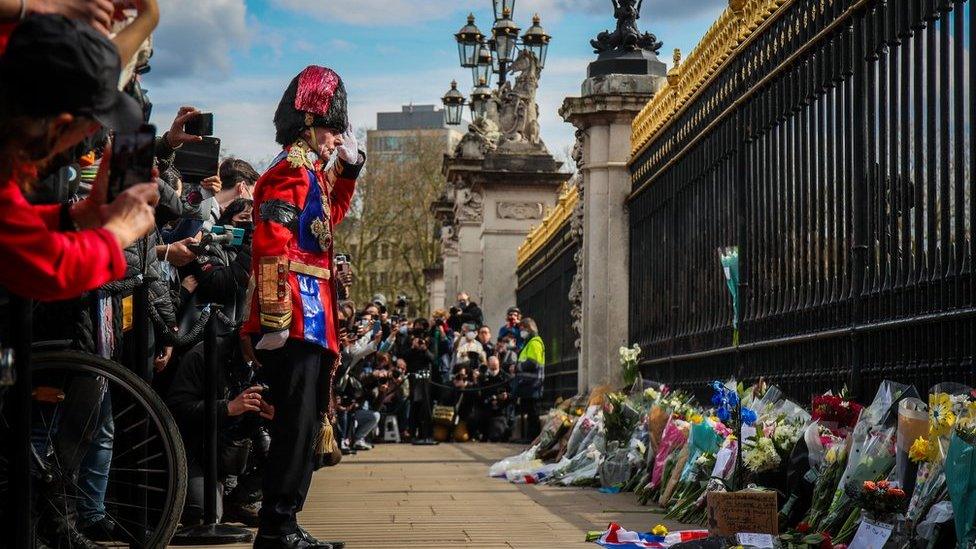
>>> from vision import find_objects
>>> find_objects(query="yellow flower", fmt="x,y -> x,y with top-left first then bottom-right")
930,394 -> 957,437
825,446 -> 838,465
651,524 -> 668,537
958,401 -> 976,429
689,413 -> 703,424
909,437 -> 931,463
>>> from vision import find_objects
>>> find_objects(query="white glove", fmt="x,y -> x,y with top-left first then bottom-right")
255,330 -> 289,351
337,125 -> 360,164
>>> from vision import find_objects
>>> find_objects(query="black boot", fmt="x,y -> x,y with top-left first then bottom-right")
297,526 -> 344,549
253,532 -> 327,549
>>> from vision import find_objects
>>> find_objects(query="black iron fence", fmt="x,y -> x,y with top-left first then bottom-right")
516,223 -> 580,406
629,0 -> 975,403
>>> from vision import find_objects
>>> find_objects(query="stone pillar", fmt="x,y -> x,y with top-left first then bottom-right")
560,74 -> 664,392
423,265 -> 446,316
455,184 -> 485,307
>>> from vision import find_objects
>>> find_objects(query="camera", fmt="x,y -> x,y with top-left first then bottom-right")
395,295 -> 409,309
187,224 -> 245,256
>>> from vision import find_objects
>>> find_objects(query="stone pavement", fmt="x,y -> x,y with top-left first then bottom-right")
180,442 -> 693,548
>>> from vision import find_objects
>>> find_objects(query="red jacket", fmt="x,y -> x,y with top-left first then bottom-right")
241,142 -> 362,354
0,176 -> 126,301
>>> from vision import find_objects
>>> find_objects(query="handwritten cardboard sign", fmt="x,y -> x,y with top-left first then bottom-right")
849,517 -> 894,549
705,490 -> 779,536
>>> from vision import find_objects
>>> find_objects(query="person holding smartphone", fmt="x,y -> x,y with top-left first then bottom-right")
0,14 -> 159,302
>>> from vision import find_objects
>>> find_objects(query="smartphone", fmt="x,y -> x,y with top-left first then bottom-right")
183,112 -> 214,137
107,124 -> 156,202
173,136 -> 221,183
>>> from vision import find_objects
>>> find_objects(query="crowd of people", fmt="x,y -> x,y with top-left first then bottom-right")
333,295 -> 547,452
0,3 -> 546,548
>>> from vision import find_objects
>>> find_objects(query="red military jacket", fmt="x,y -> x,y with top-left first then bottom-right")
241,140 -> 363,354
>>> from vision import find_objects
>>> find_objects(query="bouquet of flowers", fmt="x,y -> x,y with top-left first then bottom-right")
743,430 -> 782,473
891,396 -> 928,498
815,382 -> 908,537
802,432 -> 850,530
618,344 -> 641,387
834,479 -> 909,544
903,384 -> 972,528
744,393 -> 810,499
844,479 -> 907,520
648,415 -> 689,488
811,389 -> 863,433
945,390 -> 976,546
603,392 -> 641,445
664,450 -> 716,524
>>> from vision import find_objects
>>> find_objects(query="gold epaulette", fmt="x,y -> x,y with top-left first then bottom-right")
286,140 -> 315,171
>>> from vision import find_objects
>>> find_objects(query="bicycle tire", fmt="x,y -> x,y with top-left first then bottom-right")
29,350 -> 188,548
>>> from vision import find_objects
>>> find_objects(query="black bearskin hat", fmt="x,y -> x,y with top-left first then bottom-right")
273,65 -> 348,146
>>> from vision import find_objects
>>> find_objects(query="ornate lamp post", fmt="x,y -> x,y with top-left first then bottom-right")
442,4 -> 550,125
441,80 -> 466,126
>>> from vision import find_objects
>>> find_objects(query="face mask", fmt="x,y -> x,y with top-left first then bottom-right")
398,325 -> 408,335
466,331 -> 476,340
508,343 -> 517,350
520,330 -> 530,340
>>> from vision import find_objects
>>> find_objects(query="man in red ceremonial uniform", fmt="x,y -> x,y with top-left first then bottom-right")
241,65 -> 364,549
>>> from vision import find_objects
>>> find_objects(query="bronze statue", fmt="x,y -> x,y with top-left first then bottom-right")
591,0 -> 663,54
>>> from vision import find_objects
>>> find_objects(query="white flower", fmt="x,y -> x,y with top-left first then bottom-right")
743,436 -> 781,472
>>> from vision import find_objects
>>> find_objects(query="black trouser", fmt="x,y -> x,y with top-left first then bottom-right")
517,396 -> 541,441
409,374 -> 432,439
255,340 -> 329,536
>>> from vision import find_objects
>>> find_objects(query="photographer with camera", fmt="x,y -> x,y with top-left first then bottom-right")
468,355 -> 512,442
372,355 -> 408,440
166,335 -> 274,527
400,330 -> 435,442
334,359 -> 380,453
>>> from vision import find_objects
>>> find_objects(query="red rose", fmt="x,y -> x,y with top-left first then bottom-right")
889,488 -> 906,498
863,481 -> 877,492
877,480 -> 890,490
796,522 -> 811,534
820,531 -> 833,549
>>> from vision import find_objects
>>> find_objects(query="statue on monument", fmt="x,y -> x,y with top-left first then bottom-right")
590,0 -> 662,55
496,49 -> 545,152
440,222 -> 459,254
456,186 -> 484,222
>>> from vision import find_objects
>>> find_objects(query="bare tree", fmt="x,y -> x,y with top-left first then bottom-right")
334,132 -> 446,314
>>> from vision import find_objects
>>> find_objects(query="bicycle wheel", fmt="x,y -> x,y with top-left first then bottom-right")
0,350 -> 187,548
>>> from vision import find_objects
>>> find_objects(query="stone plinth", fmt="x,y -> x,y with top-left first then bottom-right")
560,72 -> 664,392
444,152 -> 571,331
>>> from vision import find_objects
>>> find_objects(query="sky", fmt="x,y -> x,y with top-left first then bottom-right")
145,0 -> 727,168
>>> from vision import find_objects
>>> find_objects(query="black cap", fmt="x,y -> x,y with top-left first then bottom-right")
0,14 -> 142,132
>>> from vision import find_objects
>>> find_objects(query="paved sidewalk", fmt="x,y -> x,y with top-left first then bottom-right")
179,443 -> 691,548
